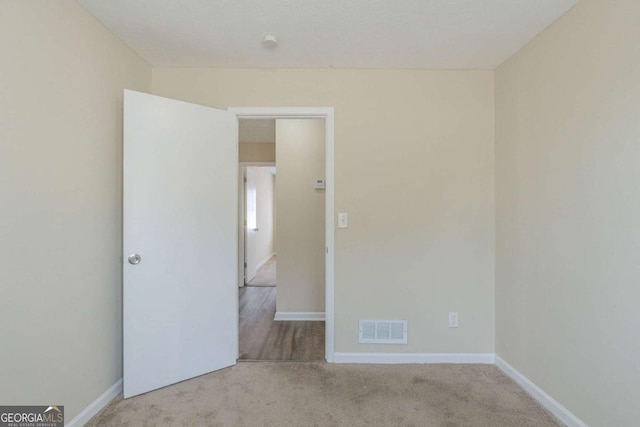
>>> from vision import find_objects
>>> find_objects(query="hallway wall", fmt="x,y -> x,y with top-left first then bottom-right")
275,119 -> 326,313
240,142 -> 276,162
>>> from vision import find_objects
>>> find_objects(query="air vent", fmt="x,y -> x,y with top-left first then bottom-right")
359,320 -> 407,344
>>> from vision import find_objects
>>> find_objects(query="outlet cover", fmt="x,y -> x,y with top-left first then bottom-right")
448,312 -> 459,328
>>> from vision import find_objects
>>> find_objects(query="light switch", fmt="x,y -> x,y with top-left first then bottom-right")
338,213 -> 348,229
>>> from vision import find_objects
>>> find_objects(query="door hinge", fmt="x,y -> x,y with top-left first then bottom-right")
244,177 -> 247,183
244,262 -> 247,268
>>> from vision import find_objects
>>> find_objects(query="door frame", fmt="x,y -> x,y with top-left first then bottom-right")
238,162 -> 276,288
230,107 -> 335,363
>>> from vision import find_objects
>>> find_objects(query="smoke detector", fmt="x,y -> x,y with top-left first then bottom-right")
263,35 -> 279,49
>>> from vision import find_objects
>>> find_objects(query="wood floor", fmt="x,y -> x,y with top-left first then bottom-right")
239,286 -> 325,361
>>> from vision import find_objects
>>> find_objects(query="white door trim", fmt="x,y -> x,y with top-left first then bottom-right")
230,107 -> 335,363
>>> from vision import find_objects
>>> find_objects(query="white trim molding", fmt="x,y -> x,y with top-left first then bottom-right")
334,353 -> 495,364
66,378 -> 122,427
230,106 -> 335,363
495,356 -> 588,427
274,312 -> 325,321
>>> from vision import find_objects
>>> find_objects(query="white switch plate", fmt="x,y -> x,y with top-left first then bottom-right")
315,179 -> 326,190
448,312 -> 459,328
337,213 -> 348,229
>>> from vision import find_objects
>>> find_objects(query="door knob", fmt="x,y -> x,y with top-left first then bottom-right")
253,228 -> 259,232
128,253 -> 141,265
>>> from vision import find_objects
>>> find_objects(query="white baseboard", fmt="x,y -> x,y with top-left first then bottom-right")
66,378 -> 122,427
495,356 -> 587,427
256,253 -> 276,270
333,352 -> 495,364
274,311 -> 325,321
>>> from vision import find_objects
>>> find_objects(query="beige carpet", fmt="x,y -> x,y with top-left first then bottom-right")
247,255 -> 276,286
87,362 -> 560,427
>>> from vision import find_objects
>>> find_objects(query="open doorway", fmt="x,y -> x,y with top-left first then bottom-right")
244,165 -> 276,287
237,118 -> 327,361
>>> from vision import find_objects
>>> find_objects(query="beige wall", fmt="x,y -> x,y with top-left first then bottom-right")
495,0 -> 640,425
239,142 -> 276,162
0,1 -> 150,421
275,120 -> 326,313
153,68 -> 495,353
251,167 -> 276,265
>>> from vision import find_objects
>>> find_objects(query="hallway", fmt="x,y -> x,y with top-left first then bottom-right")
238,286 -> 324,361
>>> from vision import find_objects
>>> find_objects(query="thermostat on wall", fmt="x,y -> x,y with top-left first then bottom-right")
315,179 -> 326,190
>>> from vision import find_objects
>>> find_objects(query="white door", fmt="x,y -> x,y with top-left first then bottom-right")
245,168 -> 258,283
123,90 -> 238,398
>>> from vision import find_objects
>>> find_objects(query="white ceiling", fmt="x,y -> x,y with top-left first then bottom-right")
78,0 -> 578,69
239,119 -> 276,144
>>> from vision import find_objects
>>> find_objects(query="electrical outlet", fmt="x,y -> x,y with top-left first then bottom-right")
448,312 -> 459,328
